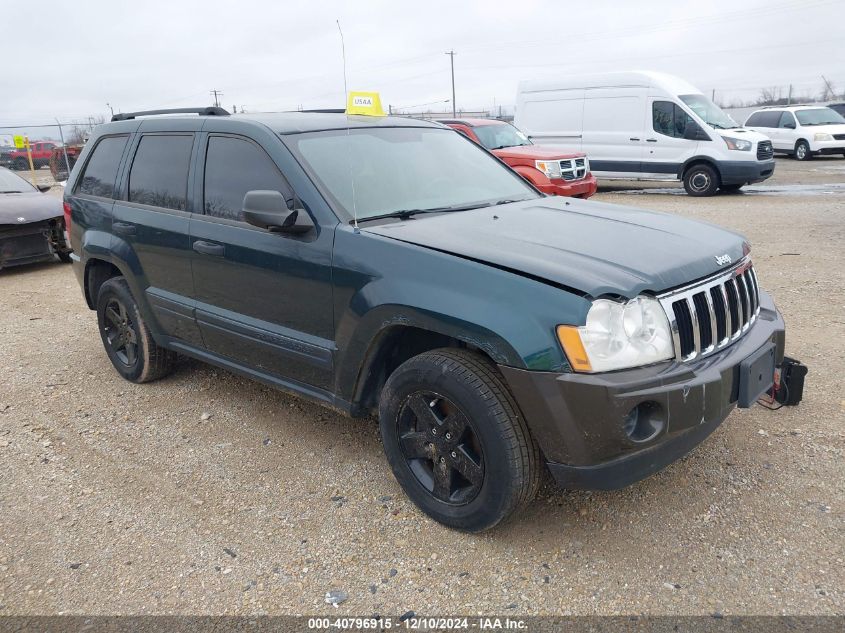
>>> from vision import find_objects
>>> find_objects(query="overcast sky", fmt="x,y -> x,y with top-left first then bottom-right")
1,0 -> 843,131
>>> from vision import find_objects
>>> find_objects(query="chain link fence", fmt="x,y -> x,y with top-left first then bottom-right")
0,118 -> 104,191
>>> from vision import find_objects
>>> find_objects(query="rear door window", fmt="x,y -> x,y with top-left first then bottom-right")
202,135 -> 292,221
76,135 -> 129,198
128,134 -> 194,211
778,112 -> 796,128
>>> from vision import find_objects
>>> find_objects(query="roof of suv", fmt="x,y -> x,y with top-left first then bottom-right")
104,111 -> 446,135
436,118 -> 505,127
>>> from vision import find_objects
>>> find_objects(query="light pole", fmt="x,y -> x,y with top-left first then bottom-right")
446,50 -> 456,117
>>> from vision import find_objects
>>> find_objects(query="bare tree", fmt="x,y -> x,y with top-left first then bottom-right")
65,115 -> 106,145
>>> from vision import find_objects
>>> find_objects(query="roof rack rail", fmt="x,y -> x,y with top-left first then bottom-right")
111,107 -> 230,122
759,103 -> 818,109
297,108 -> 347,114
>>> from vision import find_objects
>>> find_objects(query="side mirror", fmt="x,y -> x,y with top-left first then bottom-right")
242,190 -> 314,235
683,122 -> 710,141
784,122 -> 796,129
37,184 -> 51,193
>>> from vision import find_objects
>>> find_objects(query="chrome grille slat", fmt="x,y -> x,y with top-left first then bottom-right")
702,290 -> 718,353
686,296 -> 701,358
658,258 -> 760,363
718,283 -> 731,346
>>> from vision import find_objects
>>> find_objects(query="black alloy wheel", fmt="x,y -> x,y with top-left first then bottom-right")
103,297 -> 139,368
397,391 -> 484,505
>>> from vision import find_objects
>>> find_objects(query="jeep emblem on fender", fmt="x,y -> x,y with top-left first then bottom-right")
715,254 -> 732,266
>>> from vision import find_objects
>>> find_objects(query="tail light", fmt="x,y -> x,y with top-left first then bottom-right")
62,201 -> 72,250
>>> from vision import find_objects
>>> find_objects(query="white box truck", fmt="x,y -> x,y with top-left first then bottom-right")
515,71 -> 776,196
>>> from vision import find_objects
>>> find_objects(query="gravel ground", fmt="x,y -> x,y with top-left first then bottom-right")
0,157 -> 843,616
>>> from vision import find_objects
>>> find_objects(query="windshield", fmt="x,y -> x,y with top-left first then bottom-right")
0,168 -> 36,193
288,127 -> 539,221
679,94 -> 738,130
473,123 -> 532,150
796,107 -> 845,126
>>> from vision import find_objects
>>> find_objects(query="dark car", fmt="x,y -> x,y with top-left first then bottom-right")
0,167 -> 71,270
64,108 -> 787,532
0,146 -> 17,168
828,103 -> 845,118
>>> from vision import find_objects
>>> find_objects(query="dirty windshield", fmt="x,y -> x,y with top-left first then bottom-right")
289,126 -> 539,221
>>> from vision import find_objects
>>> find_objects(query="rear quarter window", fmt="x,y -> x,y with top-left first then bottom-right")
746,111 -> 780,127
75,135 -> 129,198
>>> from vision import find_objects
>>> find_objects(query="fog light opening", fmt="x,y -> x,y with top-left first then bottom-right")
623,401 -> 665,443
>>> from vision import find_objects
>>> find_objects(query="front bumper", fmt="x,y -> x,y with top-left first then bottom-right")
0,222 -> 57,269
809,139 -> 845,154
536,174 -> 598,199
499,291 -> 785,490
718,159 -> 776,185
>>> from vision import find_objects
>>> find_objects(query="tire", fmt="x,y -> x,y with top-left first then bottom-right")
96,277 -> 176,383
379,348 -> 540,532
794,140 -> 811,161
683,163 -> 720,197
13,158 -> 27,171
720,184 -> 744,193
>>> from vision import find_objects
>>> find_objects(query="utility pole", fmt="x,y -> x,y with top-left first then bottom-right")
445,50 -> 456,117
787,84 -> 793,105
711,88 -> 715,102
821,75 -> 834,101
210,89 -> 223,107
106,102 -> 114,117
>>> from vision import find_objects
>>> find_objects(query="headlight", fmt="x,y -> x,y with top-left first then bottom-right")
557,296 -> 675,372
535,159 -> 561,179
722,136 -> 752,151
814,133 -> 834,142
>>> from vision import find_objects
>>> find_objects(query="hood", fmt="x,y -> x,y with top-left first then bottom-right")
363,198 -> 747,298
0,191 -> 63,225
717,128 -> 771,143
800,123 -> 845,135
493,144 -> 583,160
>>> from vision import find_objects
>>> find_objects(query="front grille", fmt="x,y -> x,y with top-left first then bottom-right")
559,158 -> 588,181
658,259 -> 760,362
757,140 -> 773,160
833,133 -> 845,141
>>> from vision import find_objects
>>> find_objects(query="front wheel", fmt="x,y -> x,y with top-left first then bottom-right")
794,140 -> 811,161
683,163 -> 720,197
96,277 -> 176,383
379,348 -> 541,532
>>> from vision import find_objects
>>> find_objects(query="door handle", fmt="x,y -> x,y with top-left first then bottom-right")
192,240 -> 225,257
646,138 -> 658,142
113,222 -> 136,236
629,137 -> 641,142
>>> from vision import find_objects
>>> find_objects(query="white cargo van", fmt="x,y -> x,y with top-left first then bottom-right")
515,71 -> 776,196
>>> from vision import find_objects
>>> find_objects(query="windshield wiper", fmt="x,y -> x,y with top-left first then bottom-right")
355,202 -> 494,224
488,143 -> 530,150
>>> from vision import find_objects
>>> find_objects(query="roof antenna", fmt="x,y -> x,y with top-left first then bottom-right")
337,19 -> 359,233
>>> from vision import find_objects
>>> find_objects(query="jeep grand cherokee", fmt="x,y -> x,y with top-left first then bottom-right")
64,108 -> 786,532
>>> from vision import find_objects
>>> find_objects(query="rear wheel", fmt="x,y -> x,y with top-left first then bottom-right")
379,348 -> 540,532
96,277 -> 176,383
683,163 -> 720,197
13,158 -> 27,171
794,140 -> 811,161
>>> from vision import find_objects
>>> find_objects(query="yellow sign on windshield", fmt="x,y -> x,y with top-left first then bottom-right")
346,92 -> 386,117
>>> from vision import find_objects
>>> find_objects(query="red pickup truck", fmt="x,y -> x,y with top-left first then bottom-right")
438,118 -> 597,198
9,140 -> 58,171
